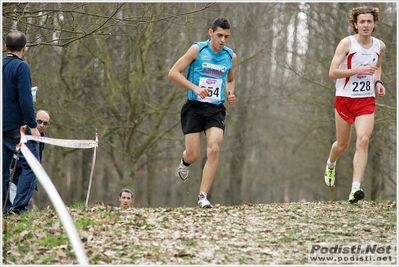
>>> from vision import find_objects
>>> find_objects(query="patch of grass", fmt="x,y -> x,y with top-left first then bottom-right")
149,245 -> 161,255
136,221 -> 153,229
279,237 -> 297,243
299,257 -> 308,264
239,257 -> 250,264
70,202 -> 86,209
129,244 -> 147,252
6,255 -> 17,264
39,233 -> 67,247
336,231 -> 356,237
41,256 -> 56,264
130,254 -> 142,262
384,223 -> 396,231
217,249 -> 229,254
183,240 -> 197,247
240,228 -> 250,233
18,244 -> 30,254
74,218 -> 97,230
13,221 -> 34,233
310,227 -> 334,238
43,218 -> 62,228
98,210 -> 120,220
282,260 -> 294,264
89,254 -> 101,264
66,249 -> 75,258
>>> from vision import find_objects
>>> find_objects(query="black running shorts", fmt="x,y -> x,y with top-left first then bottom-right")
180,100 -> 226,134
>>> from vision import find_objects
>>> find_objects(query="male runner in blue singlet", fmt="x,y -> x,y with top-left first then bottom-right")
168,17 -> 237,208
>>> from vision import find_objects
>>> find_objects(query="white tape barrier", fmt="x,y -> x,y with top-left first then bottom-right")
18,127 -> 89,265
25,134 -> 98,149
24,131 -> 98,205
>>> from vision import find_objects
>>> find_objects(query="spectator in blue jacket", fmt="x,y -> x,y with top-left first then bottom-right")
10,110 -> 51,206
2,30 -> 40,215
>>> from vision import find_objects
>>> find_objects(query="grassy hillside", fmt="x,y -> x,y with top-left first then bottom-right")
2,200 -> 397,265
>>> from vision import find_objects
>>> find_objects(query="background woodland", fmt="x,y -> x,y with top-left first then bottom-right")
2,2 -> 396,208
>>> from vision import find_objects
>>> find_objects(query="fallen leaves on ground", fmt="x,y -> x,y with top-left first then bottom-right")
2,200 -> 397,265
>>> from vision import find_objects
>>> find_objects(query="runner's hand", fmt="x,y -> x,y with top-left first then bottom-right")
227,91 -> 236,105
195,87 -> 211,99
359,65 -> 377,75
377,84 -> 386,97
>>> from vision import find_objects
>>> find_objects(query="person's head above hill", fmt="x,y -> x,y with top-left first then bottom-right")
119,188 -> 133,208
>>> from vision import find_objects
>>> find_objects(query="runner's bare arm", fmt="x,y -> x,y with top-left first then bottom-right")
226,53 -> 237,105
168,45 -> 210,98
329,37 -> 377,80
374,40 -> 386,97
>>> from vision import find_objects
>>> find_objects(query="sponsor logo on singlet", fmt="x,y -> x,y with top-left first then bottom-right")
201,54 -> 213,60
201,63 -> 226,77
205,79 -> 217,84
202,62 -> 227,72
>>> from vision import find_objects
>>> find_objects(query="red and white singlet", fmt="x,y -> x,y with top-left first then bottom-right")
335,35 -> 381,98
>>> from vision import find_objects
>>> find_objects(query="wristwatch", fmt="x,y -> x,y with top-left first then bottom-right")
375,80 -> 384,87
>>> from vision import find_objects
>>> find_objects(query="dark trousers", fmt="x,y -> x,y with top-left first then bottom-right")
2,127 -> 39,213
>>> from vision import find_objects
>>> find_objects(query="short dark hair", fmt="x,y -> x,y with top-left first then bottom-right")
6,31 -> 27,52
211,17 -> 231,31
119,188 -> 133,198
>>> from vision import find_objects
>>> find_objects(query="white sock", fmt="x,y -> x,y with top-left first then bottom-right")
352,182 -> 361,190
327,159 -> 336,169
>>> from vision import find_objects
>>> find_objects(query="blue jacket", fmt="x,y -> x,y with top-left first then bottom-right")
2,54 -> 37,131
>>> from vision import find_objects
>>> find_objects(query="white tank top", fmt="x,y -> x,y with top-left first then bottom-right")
335,36 -> 381,98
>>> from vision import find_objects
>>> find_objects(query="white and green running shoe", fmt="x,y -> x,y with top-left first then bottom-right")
349,186 -> 364,204
324,165 -> 336,187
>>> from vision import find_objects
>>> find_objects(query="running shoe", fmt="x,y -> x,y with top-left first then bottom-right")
178,159 -> 190,180
349,186 -> 364,204
198,193 -> 212,208
324,165 -> 336,187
